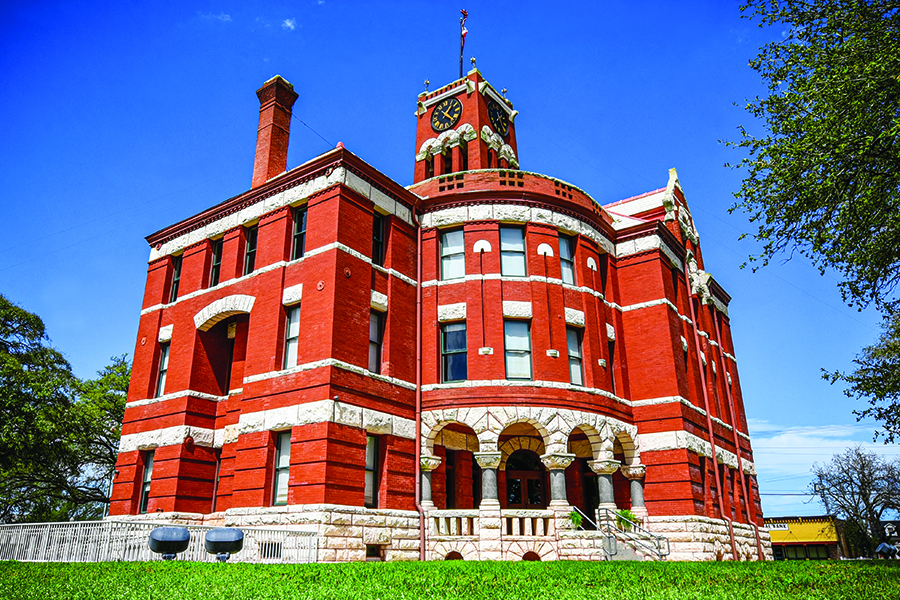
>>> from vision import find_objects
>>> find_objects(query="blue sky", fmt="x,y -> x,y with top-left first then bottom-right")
1,1 -> 896,517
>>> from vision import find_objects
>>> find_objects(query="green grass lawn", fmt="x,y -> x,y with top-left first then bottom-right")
1,560 -> 899,600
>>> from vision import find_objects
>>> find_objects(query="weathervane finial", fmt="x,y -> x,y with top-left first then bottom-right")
460,9 -> 469,79
424,79 -> 430,92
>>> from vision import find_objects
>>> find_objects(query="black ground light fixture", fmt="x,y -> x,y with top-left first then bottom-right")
205,527 -> 244,562
148,527 -> 191,560
876,543 -> 898,558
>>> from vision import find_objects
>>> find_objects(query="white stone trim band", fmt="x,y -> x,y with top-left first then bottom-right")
244,358 -> 417,390
640,430 -> 756,474
421,202 -> 614,254
150,165 -> 413,262
120,425 -> 215,453
126,389 -> 229,408
141,242 -> 416,316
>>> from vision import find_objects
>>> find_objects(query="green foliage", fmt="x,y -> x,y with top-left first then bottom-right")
825,311 -> 900,441
2,560 -> 900,600
0,293 -> 129,522
809,445 -> 900,556
568,510 -> 583,529
616,509 -> 638,532
729,0 -> 900,310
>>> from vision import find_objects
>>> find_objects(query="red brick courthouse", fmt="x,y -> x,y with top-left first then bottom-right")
110,72 -> 772,561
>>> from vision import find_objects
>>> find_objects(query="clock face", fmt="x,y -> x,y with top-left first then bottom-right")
431,97 -> 463,132
487,99 -> 509,137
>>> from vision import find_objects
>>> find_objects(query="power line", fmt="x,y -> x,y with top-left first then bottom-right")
292,113 -> 333,149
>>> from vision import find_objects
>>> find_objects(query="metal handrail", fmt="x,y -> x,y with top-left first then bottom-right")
596,507 -> 671,560
570,506 -> 617,559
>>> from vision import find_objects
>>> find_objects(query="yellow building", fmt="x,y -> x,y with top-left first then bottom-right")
764,516 -> 841,560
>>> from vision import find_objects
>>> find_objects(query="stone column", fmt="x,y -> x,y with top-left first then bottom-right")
473,452 -> 502,508
419,455 -> 442,510
540,453 -> 576,508
621,464 -> 648,521
474,451 -> 503,560
589,459 -> 620,515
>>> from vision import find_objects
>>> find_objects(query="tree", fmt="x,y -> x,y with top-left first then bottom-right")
825,310 -> 900,442
810,446 -> 900,556
731,0 -> 900,309
0,294 -> 129,522
730,1 -> 900,436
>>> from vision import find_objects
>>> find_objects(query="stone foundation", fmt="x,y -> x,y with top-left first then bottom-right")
647,516 -> 772,561
110,509 -> 773,562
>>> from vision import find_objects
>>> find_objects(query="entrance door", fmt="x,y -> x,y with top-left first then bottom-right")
505,450 -> 547,509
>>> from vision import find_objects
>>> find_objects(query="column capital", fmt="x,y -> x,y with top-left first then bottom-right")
540,452 -> 576,471
621,464 -> 646,480
474,451 -> 502,470
589,459 -> 621,476
420,455 -> 442,472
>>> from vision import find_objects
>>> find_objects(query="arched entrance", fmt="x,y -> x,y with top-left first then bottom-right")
505,450 -> 547,509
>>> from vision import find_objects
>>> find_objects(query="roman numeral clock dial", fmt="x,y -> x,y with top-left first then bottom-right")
487,99 -> 509,137
431,98 -> 462,132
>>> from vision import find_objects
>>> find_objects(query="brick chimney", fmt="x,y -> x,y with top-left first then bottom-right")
252,75 -> 299,188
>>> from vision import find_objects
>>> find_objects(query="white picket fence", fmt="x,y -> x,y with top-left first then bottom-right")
0,520 -> 317,563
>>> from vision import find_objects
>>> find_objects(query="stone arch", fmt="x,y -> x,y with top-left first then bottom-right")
194,295 -> 255,331
498,436 -> 545,469
565,422 -> 606,460
429,540 -> 479,561
504,540 -> 557,562
422,420 -> 479,456
497,417 -> 553,454
613,430 -> 640,466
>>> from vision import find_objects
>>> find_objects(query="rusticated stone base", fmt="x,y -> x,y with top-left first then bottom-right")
646,516 -> 772,561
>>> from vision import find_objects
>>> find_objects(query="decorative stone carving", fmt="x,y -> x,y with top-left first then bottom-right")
620,465 -> 647,480
473,452 -> 502,470
540,452 -> 576,471
420,455 -> 442,472
588,459 -> 620,476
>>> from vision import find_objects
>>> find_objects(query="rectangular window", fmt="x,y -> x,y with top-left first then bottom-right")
139,450 -> 154,514
500,226 -> 526,277
567,327 -> 583,385
368,311 -> 383,374
272,431 -> 291,506
559,235 -> 576,285
504,320 -> 532,380
156,342 -> 169,398
425,157 -> 434,179
243,225 -> 258,275
209,239 -> 223,287
460,141 -> 469,171
283,305 -> 301,369
365,435 -> 379,508
372,213 -> 385,267
169,255 -> 182,303
442,151 -> 452,175
291,207 -> 307,261
440,229 -> 465,280
441,322 -> 467,382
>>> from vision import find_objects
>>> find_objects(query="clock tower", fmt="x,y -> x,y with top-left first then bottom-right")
413,69 -> 519,183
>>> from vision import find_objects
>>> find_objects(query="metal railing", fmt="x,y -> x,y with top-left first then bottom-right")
570,506 -> 617,559
0,520 -> 318,563
596,508 -> 670,560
